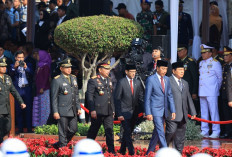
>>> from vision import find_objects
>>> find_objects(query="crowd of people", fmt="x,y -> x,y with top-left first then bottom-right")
0,0 -> 231,156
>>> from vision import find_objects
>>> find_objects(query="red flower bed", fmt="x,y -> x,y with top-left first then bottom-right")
6,137 -> 232,157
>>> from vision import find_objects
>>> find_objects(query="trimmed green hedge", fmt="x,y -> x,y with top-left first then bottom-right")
34,123 -> 120,136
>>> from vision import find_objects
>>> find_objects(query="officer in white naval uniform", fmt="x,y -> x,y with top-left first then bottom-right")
199,44 -> 222,138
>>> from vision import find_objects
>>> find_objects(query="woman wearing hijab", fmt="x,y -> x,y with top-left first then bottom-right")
32,50 -> 52,126
34,10 -> 50,50
209,4 -> 222,45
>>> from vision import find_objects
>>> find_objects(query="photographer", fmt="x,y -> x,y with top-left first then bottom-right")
9,51 -> 34,134
147,46 -> 172,76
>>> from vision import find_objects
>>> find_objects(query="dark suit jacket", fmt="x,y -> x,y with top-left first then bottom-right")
9,62 -> 34,88
66,3 -> 78,19
0,74 -> 24,115
51,73 -> 80,117
168,75 -> 196,122
178,12 -> 193,45
227,65 -> 232,102
114,77 -> 144,119
86,75 -> 114,116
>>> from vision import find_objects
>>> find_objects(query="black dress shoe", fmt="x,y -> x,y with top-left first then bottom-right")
219,133 -> 229,139
52,142 -> 60,149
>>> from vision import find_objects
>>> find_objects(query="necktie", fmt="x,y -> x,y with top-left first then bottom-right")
18,70 -> 23,88
178,80 -> 183,91
154,62 -> 157,69
66,76 -> 71,84
161,77 -> 165,92
130,79 -> 134,94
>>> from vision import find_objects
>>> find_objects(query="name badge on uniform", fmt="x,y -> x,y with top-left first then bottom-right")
63,83 -> 68,86
184,64 -> 187,70
73,80 -> 77,87
207,63 -> 213,69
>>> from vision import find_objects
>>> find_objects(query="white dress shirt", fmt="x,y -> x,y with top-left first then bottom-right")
156,72 -> 165,88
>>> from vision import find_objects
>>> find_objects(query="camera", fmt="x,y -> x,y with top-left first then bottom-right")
19,60 -> 25,67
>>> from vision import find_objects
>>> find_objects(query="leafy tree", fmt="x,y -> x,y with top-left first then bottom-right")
54,15 -> 143,99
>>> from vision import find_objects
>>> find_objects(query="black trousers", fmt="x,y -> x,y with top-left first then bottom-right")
58,116 -> 77,147
87,115 -> 115,153
165,118 -> 186,153
221,99 -> 232,134
0,114 -> 11,143
120,118 -> 135,155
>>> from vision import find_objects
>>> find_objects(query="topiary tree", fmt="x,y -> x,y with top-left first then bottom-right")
54,15 -> 143,100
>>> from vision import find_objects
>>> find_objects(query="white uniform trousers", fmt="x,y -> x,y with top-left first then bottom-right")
200,96 -> 220,136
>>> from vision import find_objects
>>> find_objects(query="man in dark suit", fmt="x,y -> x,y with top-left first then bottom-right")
9,51 -> 34,133
178,0 -> 193,46
57,6 -> 70,26
0,57 -> 26,143
145,60 -> 176,155
51,58 -> 81,148
147,46 -> 172,76
114,64 -> 144,155
86,60 -> 115,154
166,62 -> 196,153
63,0 -> 78,19
220,47 -> 232,139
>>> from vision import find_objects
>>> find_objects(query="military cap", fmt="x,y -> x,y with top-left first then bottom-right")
177,44 -> 188,51
59,58 -> 72,67
223,46 -> 232,55
155,0 -> 163,7
179,0 -> 184,4
0,57 -> 7,67
157,60 -> 168,67
98,60 -> 111,69
209,1 -> 218,6
49,0 -> 57,5
172,62 -> 184,69
125,64 -> 136,70
140,0 -> 152,4
206,42 -> 220,51
115,3 -> 126,10
200,44 -> 213,53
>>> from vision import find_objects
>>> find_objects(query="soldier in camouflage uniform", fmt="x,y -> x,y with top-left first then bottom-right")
136,0 -> 155,52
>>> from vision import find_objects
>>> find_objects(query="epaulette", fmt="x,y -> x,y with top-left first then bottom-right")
91,76 -> 97,79
188,58 -> 193,61
54,75 -> 60,79
213,58 -> 218,62
71,74 -> 76,77
219,57 -> 223,61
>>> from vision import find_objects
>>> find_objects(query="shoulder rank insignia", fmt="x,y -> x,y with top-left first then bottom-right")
91,76 -> 97,79
188,58 -> 193,61
71,74 -> 76,77
54,75 -> 60,79
219,57 -> 223,61
213,58 -> 218,62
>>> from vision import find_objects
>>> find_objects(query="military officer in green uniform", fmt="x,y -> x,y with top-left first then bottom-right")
219,47 -> 232,139
136,0 -> 155,52
51,58 -> 81,148
177,44 -> 200,114
0,57 -> 26,143
86,60 -> 115,154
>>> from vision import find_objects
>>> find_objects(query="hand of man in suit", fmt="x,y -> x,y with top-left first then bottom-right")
20,103 -> 26,109
147,115 -> 153,121
191,115 -> 196,119
118,116 -> 124,121
53,112 -> 60,120
228,102 -> 232,107
91,111 -> 97,119
171,113 -> 176,120
77,110 -> 82,116
192,94 -> 197,100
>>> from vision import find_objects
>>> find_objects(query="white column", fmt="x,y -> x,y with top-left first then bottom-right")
170,0 -> 179,63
